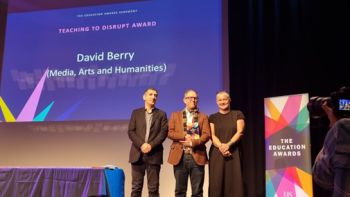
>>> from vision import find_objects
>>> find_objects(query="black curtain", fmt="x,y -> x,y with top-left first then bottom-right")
228,0 -> 348,196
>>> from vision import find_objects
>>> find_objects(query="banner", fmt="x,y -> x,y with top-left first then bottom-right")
265,94 -> 313,197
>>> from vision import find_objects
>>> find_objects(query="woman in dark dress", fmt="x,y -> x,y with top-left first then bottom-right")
208,91 -> 245,197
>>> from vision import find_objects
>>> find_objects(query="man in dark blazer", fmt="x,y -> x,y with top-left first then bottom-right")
167,89 -> 210,197
128,87 -> 168,197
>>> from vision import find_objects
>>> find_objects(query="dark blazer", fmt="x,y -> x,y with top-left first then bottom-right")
128,107 -> 168,165
167,111 -> 210,166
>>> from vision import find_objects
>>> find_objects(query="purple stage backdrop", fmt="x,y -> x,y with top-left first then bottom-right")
0,0 -> 227,122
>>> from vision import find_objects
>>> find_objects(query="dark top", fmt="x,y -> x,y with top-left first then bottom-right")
313,118 -> 350,196
209,110 -> 245,145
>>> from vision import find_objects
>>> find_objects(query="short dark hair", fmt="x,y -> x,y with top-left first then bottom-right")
144,87 -> 158,95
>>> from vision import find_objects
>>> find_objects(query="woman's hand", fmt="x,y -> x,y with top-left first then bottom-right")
219,143 -> 231,157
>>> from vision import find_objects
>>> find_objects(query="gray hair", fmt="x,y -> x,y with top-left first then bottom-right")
216,91 -> 231,99
184,89 -> 198,98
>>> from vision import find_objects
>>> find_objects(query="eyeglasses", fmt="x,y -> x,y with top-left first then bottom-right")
185,97 -> 199,101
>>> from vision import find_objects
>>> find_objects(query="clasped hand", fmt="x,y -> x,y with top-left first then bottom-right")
219,143 -> 232,157
180,134 -> 192,147
141,143 -> 152,153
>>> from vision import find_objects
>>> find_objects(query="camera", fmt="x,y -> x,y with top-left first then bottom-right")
307,86 -> 350,119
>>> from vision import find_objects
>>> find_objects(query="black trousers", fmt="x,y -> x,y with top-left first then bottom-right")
131,155 -> 161,197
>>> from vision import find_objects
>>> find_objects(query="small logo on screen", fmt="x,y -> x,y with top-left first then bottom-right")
339,99 -> 350,111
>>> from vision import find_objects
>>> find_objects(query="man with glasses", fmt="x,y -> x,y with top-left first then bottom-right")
128,87 -> 168,197
167,89 -> 210,197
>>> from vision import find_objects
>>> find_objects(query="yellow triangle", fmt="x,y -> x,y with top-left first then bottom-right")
266,99 -> 281,121
0,97 -> 16,122
296,168 -> 313,197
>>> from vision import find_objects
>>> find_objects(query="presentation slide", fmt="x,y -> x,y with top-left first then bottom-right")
0,0 -> 225,122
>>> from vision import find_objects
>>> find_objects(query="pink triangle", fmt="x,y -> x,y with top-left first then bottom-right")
276,174 -> 297,197
281,95 -> 302,124
17,69 -> 48,121
283,167 -> 302,188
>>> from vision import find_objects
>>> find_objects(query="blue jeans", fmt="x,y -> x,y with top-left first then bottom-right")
173,153 -> 204,197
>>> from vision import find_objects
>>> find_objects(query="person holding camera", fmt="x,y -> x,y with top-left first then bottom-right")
312,86 -> 350,197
